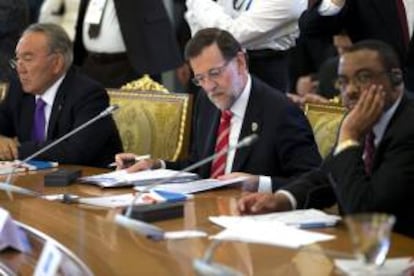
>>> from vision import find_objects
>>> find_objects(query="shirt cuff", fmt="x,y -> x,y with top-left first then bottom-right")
318,0 -> 344,16
334,139 -> 360,155
159,159 -> 166,169
257,176 -> 272,193
276,190 -> 297,210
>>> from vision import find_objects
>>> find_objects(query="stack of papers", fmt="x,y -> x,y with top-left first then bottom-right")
210,209 -> 340,229
79,168 -> 199,188
335,258 -> 414,275
134,176 -> 247,194
78,190 -> 192,208
209,209 -> 339,248
0,160 -> 58,175
211,219 -> 335,249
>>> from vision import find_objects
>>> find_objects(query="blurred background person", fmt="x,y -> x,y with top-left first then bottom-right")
0,0 -> 29,82
74,0 -> 182,88
184,0 -> 307,93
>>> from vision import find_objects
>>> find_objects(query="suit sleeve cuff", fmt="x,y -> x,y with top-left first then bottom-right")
276,190 -> 297,210
257,176 -> 272,193
334,139 -> 360,155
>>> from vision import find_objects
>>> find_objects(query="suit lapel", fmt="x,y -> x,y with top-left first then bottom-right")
232,79 -> 262,172
20,95 -> 36,140
47,72 -> 71,139
373,94 -> 406,169
203,105 -> 220,159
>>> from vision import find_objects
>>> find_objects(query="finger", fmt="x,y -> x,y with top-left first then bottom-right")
237,194 -> 256,214
10,143 -> 18,160
251,195 -> 274,213
126,159 -> 152,173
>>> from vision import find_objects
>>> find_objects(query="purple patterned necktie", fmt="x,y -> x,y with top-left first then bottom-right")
363,131 -> 375,175
31,98 -> 46,142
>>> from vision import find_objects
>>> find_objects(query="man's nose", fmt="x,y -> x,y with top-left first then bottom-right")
201,77 -> 217,92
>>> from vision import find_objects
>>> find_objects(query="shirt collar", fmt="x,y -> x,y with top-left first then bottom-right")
36,74 -> 66,106
372,94 -> 402,145
229,74 -> 251,119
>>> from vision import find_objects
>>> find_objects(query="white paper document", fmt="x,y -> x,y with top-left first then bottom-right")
335,257 -> 414,275
0,208 -> 31,252
210,209 -> 340,229
211,220 -> 335,249
134,176 -> 247,194
78,190 -> 191,208
79,168 -> 199,188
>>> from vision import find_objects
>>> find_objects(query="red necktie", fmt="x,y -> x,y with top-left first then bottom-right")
364,131 -> 375,175
210,110 -> 232,178
396,0 -> 410,48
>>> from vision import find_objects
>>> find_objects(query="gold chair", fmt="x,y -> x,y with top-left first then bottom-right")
0,82 -> 9,102
108,90 -> 192,161
304,102 -> 346,158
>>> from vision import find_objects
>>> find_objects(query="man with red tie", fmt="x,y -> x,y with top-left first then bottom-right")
238,40 -> 414,238
299,0 -> 414,91
116,28 -> 321,192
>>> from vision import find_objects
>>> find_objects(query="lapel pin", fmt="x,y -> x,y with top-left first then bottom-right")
251,122 -> 258,132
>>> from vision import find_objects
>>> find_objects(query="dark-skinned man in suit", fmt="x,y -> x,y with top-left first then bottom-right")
239,40 -> 414,238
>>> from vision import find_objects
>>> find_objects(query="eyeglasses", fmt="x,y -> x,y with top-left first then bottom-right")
192,60 -> 232,87
334,70 -> 389,90
9,52 -> 57,69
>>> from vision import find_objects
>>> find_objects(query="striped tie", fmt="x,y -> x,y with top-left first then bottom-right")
210,110 -> 232,178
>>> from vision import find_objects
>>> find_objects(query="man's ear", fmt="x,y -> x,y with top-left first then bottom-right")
52,53 -> 65,74
236,50 -> 248,73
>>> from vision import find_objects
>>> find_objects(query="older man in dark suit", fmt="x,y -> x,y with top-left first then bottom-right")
239,40 -> 414,238
299,0 -> 414,91
116,28 -> 321,192
0,23 -> 122,167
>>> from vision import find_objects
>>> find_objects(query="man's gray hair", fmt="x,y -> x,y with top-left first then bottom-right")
23,23 -> 73,70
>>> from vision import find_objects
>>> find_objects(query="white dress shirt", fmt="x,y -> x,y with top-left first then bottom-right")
36,75 -> 65,138
39,0 -> 81,41
319,0 -> 414,38
82,0 -> 126,53
185,0 -> 307,51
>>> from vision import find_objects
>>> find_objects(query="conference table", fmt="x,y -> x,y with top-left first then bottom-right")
0,165 -> 413,275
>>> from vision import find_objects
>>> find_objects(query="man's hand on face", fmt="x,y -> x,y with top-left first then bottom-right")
0,136 -> 18,160
339,84 -> 385,143
237,192 -> 293,215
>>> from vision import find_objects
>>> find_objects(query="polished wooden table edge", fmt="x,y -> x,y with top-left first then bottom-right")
15,221 -> 93,276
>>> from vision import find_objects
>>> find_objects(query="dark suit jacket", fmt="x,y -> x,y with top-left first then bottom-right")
299,0 -> 414,91
286,94 -> 414,237
74,0 -> 182,75
0,0 -> 29,81
167,76 -> 322,190
0,67 -> 123,168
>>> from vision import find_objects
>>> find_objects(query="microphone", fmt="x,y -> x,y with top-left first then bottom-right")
0,105 -> 119,198
114,133 -> 259,234
193,240 -> 243,276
